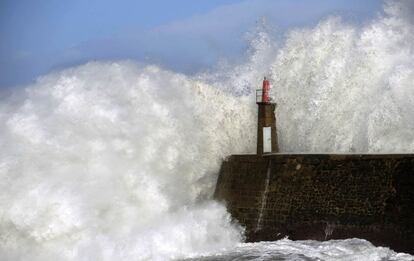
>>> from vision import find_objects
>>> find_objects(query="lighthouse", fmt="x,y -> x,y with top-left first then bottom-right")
256,77 -> 279,155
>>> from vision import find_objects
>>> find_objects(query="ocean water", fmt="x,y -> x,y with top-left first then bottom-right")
184,239 -> 414,261
1,0 -> 414,260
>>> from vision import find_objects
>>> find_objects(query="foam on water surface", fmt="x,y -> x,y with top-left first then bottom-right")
183,238 -> 414,261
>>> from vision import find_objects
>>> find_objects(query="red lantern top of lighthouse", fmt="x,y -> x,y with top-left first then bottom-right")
256,77 -> 272,104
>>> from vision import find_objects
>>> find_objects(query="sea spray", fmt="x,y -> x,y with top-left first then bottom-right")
203,1 -> 414,153
267,1 -> 414,152
1,0 -> 414,260
184,238 -> 414,261
0,62 -> 255,260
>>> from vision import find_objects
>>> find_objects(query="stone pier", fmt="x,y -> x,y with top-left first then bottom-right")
214,153 -> 414,254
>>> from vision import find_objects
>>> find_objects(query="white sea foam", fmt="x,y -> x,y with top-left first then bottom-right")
1,0 -> 414,260
268,0 -> 414,153
0,62 -> 255,260
185,238 -> 414,261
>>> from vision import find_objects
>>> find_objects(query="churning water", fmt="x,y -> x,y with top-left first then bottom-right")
1,0 -> 414,260
183,239 -> 414,261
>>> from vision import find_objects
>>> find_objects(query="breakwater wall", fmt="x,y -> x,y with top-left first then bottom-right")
214,154 -> 414,254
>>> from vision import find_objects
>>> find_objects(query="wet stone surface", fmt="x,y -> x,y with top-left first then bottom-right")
214,154 -> 414,254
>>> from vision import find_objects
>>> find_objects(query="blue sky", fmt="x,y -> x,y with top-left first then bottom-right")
0,0 -> 383,88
